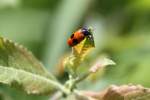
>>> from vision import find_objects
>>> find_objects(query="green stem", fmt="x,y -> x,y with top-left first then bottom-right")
75,72 -> 91,84
44,77 -> 70,95
64,72 -> 92,92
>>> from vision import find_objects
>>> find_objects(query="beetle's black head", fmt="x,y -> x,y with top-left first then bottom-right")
81,28 -> 91,36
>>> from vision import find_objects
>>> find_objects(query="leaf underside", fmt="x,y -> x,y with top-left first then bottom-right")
0,66 -> 57,94
0,37 -> 58,94
0,37 -> 55,80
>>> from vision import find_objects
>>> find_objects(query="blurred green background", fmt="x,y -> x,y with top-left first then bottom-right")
0,0 -> 150,100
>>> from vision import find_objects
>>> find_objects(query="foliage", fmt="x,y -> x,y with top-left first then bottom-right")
0,0 -> 150,99
0,29 -> 116,99
0,37 -> 67,95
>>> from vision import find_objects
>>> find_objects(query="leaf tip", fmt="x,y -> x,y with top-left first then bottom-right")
89,57 -> 116,73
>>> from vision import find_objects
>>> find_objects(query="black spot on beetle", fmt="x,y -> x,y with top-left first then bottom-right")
72,39 -> 78,45
70,34 -> 74,38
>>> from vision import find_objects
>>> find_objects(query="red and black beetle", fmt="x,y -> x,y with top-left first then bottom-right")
67,28 -> 92,47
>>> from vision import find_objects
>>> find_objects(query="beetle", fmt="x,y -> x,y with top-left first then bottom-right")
67,28 -> 92,47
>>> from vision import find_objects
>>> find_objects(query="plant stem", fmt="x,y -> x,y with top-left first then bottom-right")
50,91 -> 63,100
75,72 -> 91,84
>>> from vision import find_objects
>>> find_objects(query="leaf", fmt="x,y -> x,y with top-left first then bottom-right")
0,37 -> 55,80
0,65 -> 64,94
0,37 -> 61,94
79,84 -> 150,100
102,85 -> 150,100
73,28 -> 95,59
89,57 -> 116,73
86,57 -> 116,82
0,90 -> 12,100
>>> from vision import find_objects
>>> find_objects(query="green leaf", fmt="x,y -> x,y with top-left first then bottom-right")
0,37 -> 55,80
0,37 -> 63,94
0,90 -> 12,100
89,57 -> 116,73
73,28 -> 95,59
0,65 -> 65,94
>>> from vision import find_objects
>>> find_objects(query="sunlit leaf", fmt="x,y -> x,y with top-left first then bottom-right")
73,30 -> 95,60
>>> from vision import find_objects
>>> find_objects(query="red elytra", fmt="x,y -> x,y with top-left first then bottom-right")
67,29 -> 85,47
67,38 -> 74,47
